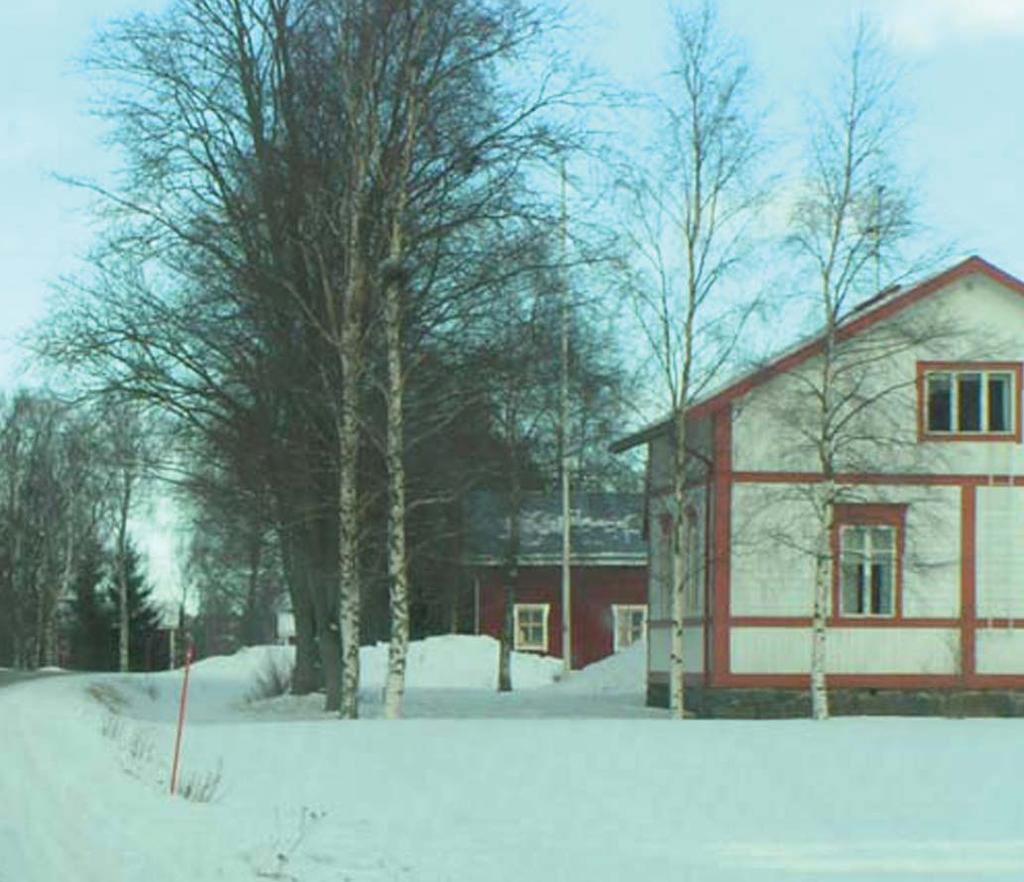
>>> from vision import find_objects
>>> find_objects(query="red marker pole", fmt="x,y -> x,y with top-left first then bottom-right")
170,642 -> 195,796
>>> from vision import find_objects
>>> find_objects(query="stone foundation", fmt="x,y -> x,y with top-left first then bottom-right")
647,681 -> 1024,718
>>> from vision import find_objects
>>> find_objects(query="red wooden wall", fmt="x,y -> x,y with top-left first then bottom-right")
475,565 -> 647,669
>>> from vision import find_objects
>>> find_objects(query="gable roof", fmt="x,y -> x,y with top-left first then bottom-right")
464,490 -> 645,566
611,255 -> 1024,453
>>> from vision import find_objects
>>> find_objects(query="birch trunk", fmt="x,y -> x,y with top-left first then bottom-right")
382,259 -> 409,719
380,11 -> 427,719
670,407 -> 689,717
115,471 -> 132,673
810,513 -> 831,720
810,283 -> 838,720
338,326 -> 362,719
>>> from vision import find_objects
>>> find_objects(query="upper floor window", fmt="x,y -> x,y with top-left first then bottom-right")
919,362 -> 1022,441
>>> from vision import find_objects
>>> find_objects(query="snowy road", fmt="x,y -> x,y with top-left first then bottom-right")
0,669 -> 66,689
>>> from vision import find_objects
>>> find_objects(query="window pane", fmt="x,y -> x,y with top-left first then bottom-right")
841,563 -> 864,614
843,526 -> 865,554
870,527 -> 894,552
870,561 -> 893,615
958,373 -> 982,431
927,373 -> 952,431
988,374 -> 1012,432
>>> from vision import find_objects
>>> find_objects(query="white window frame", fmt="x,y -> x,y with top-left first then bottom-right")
924,368 -> 1015,435
838,525 -> 897,618
612,604 -> 648,652
684,510 -> 702,615
513,603 -> 550,652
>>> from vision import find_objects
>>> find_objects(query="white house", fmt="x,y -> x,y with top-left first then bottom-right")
614,256 -> 1024,716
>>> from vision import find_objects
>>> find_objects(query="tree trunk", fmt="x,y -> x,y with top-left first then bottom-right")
338,326 -> 362,719
291,588 -> 319,695
382,254 -> 410,720
498,471 -> 522,693
810,524 -> 830,720
116,473 -> 132,673
670,397 -> 691,718
319,614 -> 342,711
278,524 -> 321,694
810,477 -> 836,721
498,580 -> 514,692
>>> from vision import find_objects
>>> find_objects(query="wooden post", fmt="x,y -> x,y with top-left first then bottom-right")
170,642 -> 194,795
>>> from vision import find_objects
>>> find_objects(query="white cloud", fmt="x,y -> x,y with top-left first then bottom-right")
871,0 -> 1024,52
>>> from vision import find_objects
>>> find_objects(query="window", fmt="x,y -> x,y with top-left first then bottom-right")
839,526 -> 895,616
920,363 -> 1020,439
513,604 -> 549,652
684,508 -> 702,614
833,504 -> 905,620
612,604 -> 647,652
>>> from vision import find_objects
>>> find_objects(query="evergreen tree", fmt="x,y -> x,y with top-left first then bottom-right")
68,534 -> 114,671
105,542 -> 163,671
66,536 -> 112,667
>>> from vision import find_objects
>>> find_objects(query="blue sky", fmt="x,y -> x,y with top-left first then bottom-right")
3,0 -> 1024,389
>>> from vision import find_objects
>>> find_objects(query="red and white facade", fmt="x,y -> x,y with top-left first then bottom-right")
619,256 -> 1024,709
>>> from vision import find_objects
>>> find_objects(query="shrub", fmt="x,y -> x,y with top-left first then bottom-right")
178,759 -> 224,803
246,652 -> 293,703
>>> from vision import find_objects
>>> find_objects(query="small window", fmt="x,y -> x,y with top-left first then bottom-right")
839,526 -> 895,617
923,366 -> 1016,436
685,509 -> 702,614
513,604 -> 549,652
612,604 -> 647,652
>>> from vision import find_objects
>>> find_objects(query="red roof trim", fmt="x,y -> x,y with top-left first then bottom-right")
687,256 -> 1024,421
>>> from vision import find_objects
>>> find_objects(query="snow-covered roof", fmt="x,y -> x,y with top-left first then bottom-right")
464,490 -> 645,566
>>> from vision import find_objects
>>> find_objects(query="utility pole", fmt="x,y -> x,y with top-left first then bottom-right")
559,160 -> 572,675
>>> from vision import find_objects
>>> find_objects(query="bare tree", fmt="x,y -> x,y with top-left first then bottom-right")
786,19 -> 932,719
619,2 -> 764,718
40,0 -> 584,720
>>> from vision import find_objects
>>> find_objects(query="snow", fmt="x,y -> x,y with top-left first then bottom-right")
4,636 -> 1024,881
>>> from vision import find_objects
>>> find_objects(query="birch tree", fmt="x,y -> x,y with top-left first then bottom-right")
787,20 -> 923,720
621,2 -> 763,718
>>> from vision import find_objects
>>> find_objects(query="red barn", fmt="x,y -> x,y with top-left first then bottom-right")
466,492 -> 647,669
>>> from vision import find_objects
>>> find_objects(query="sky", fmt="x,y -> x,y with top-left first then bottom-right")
4,0 -> 1024,382
3,0 -> 1024,596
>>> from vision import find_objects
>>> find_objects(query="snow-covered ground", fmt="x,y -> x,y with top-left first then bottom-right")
3,636 -> 1024,881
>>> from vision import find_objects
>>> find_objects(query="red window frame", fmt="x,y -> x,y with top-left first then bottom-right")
917,361 -> 1023,443
831,503 -> 907,621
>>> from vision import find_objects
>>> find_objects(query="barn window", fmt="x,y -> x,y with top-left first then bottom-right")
834,504 -> 906,619
920,363 -> 1020,439
513,604 -> 549,652
612,604 -> 647,652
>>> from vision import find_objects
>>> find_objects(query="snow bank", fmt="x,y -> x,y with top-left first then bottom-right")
359,634 -> 561,690
179,634 -> 560,693
554,642 -> 646,694
113,635 -> 562,722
